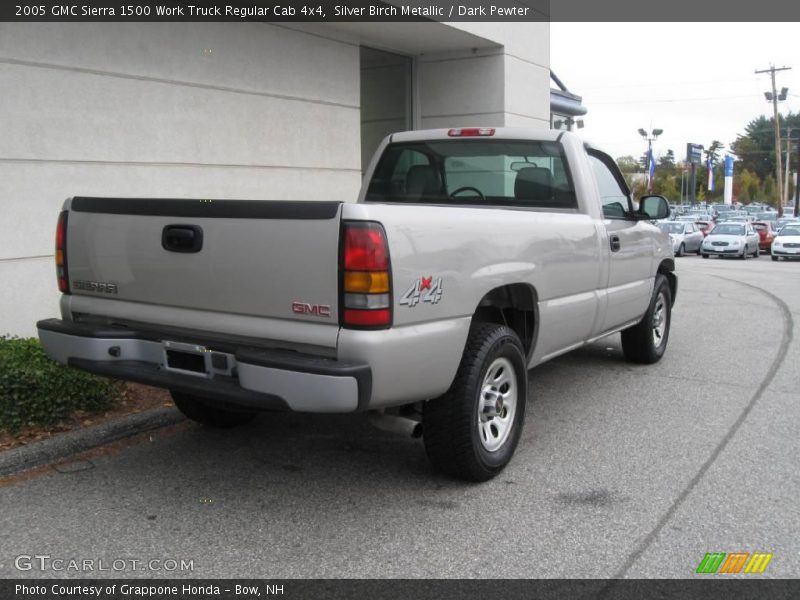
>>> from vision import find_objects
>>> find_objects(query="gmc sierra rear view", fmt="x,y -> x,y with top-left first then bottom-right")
38,128 -> 676,481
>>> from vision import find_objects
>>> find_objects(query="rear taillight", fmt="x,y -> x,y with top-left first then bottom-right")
341,222 -> 391,328
55,210 -> 70,294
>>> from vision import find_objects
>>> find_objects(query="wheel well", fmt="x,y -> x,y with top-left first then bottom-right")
471,284 -> 537,358
658,259 -> 677,306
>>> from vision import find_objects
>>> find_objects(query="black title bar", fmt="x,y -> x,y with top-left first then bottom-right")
5,0 -> 800,21
3,579 -> 800,600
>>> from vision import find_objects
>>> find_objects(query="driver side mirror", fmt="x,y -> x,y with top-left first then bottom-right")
639,195 -> 670,221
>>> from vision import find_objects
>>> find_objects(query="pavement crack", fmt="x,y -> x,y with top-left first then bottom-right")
603,274 -> 794,586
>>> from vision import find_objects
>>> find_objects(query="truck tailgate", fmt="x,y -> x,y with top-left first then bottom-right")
65,197 -> 342,345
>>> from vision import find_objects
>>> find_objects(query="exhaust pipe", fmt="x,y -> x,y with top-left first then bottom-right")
369,411 -> 422,438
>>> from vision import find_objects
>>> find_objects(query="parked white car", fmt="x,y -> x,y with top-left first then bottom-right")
771,223 -> 800,261
657,221 -> 704,256
701,222 -> 760,259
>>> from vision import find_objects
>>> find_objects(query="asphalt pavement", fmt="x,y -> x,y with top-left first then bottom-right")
1,253 -> 798,579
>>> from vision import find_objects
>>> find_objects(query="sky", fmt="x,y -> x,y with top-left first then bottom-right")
550,23 -> 800,163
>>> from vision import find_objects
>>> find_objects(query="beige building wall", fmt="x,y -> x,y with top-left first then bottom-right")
0,21 -> 550,337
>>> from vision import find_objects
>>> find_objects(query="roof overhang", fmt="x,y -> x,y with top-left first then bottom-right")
550,88 -> 587,117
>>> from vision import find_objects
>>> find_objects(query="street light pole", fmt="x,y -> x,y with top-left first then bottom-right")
638,127 -> 663,194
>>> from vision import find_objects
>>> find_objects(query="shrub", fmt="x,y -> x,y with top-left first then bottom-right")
0,336 -> 125,432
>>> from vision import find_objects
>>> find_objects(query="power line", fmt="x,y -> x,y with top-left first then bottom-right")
576,77 -> 759,91
592,94 -> 757,105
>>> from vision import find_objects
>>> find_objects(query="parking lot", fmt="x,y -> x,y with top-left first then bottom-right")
1,254 -> 798,579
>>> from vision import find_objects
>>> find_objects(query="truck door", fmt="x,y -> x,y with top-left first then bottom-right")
587,151 -> 654,335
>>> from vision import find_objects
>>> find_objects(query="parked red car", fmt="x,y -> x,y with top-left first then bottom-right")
753,221 -> 777,252
695,220 -> 715,237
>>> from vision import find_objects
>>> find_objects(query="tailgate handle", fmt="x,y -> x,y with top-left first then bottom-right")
162,225 -> 203,253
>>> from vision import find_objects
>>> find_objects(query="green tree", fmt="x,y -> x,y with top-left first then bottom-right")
652,172 -> 679,200
704,141 -> 724,164
730,112 -> 800,181
658,149 -> 677,176
733,168 -> 760,203
616,155 -> 640,173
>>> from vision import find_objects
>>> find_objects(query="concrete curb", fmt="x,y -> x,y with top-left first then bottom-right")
0,407 -> 185,478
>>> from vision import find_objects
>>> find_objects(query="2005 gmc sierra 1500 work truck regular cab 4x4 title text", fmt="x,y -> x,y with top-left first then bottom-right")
37,128 -> 675,481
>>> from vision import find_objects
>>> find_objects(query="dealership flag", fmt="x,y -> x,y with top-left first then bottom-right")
647,149 -> 656,192
723,155 -> 734,204
707,158 -> 715,192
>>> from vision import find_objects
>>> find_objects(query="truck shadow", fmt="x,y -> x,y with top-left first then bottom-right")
108,336 -> 635,496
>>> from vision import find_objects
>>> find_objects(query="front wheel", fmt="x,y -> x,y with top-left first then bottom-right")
772,255 -> 779,261
171,391 -> 257,428
702,253 -> 709,259
621,274 -> 672,364
676,244 -> 685,257
423,323 -> 527,482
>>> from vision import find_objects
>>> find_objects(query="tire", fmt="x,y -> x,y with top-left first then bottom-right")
676,244 -> 684,257
423,323 -> 527,482
171,391 -> 257,428
739,247 -> 747,260
621,274 -> 672,365
696,244 -> 702,256
772,255 -> 778,261
702,253 -> 709,259
754,246 -> 760,258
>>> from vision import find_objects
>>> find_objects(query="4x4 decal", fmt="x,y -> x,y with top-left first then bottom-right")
399,276 -> 443,307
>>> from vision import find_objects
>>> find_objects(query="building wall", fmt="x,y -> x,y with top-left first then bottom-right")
0,21 -> 550,337
418,22 -> 550,129
0,23 -> 362,336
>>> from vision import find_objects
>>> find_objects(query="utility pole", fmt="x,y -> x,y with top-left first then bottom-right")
756,65 -> 791,215
785,128 -> 792,208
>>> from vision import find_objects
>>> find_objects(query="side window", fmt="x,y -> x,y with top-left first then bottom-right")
588,154 -> 631,219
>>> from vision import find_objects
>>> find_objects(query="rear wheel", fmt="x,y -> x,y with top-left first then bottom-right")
621,274 -> 672,364
423,323 -> 527,482
171,391 -> 257,428
754,246 -> 760,258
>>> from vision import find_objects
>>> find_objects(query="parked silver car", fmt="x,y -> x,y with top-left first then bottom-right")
701,222 -> 760,259
657,221 -> 704,256
771,223 -> 800,261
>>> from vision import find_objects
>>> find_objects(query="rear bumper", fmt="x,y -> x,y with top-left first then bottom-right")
36,319 -> 371,413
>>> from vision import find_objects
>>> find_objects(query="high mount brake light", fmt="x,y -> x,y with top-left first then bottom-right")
341,222 -> 391,328
447,128 -> 496,137
55,211 -> 70,294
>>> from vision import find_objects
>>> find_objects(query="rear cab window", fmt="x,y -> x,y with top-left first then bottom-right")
365,140 -> 577,209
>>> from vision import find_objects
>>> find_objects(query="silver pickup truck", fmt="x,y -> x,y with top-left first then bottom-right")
37,128 -> 675,481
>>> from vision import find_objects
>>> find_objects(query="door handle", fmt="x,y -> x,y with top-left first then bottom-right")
610,234 -> 621,252
162,225 -> 203,253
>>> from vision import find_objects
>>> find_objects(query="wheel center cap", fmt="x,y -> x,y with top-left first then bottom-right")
483,390 -> 503,418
